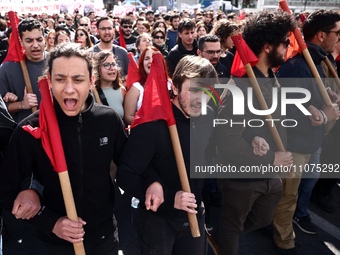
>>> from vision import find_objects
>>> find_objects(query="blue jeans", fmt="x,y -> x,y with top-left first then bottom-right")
294,147 -> 322,218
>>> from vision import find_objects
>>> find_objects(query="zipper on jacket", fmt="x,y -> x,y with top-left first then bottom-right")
78,114 -> 83,216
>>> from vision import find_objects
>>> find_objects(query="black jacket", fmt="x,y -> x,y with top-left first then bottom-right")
117,104 -> 214,221
166,39 -> 198,77
0,95 -> 127,246
276,42 -> 324,153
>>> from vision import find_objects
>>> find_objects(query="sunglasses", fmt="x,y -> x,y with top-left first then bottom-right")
101,62 -> 117,70
58,21 -> 65,24
77,33 -> 85,37
153,36 -> 165,39
281,38 -> 290,48
122,25 -> 133,29
66,18 -> 72,21
80,23 -> 89,26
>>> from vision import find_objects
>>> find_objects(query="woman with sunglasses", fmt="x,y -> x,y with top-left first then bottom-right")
75,27 -> 93,49
124,46 -> 170,125
93,51 -> 126,119
151,28 -> 168,58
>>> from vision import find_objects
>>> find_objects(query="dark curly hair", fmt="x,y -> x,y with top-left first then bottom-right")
243,10 -> 295,56
210,19 -> 238,42
18,18 -> 43,39
303,10 -> 340,41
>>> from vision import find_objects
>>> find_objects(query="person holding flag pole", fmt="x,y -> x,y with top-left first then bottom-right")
215,9 -> 295,255
273,4 -> 340,254
117,54 -> 219,254
0,12 -> 46,123
0,43 -> 127,255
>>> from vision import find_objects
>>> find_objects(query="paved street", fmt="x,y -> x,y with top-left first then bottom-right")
116,182 -> 340,255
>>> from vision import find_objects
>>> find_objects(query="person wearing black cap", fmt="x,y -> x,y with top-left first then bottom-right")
146,10 -> 155,26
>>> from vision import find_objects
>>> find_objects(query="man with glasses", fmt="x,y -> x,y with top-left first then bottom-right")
89,17 -> 129,76
117,17 -> 137,55
64,14 -> 75,41
55,15 -> 65,27
197,34 -> 229,78
274,10 -> 340,255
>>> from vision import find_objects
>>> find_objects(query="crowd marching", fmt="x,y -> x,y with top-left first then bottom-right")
0,5 -> 339,255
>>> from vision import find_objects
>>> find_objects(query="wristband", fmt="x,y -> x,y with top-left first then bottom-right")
319,110 -> 328,125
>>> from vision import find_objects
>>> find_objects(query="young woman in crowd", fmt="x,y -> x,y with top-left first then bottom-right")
151,20 -> 167,34
75,26 -> 93,49
124,46 -> 170,124
93,51 -> 126,119
151,28 -> 168,58
196,21 -> 208,40
45,29 -> 55,52
54,30 -> 71,46
134,33 -> 152,62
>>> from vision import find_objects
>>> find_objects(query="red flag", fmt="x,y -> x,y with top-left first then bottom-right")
130,53 -> 176,128
3,11 -> 25,63
126,52 -> 140,89
284,32 -> 301,61
230,34 -> 258,77
299,13 -> 306,23
119,26 -> 127,49
22,78 -> 67,173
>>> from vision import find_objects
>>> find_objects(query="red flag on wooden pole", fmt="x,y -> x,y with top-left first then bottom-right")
129,53 -> 200,237
22,77 -> 86,255
279,0 -> 332,106
2,12 -> 25,63
130,53 -> 175,128
230,34 -> 258,77
3,11 -> 37,112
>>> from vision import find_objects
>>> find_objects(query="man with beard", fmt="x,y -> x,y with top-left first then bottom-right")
145,10 -> 155,26
166,14 -> 180,51
197,34 -> 229,78
117,17 -> 137,55
274,10 -> 340,255
167,18 -> 197,77
89,17 -> 129,76
215,10 -> 295,255
0,18 -> 46,123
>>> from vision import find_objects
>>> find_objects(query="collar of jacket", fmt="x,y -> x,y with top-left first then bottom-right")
177,38 -> 198,54
54,94 -> 94,121
172,102 -> 189,122
306,41 -> 327,64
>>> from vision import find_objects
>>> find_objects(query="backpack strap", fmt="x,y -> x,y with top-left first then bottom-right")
96,87 -> 109,106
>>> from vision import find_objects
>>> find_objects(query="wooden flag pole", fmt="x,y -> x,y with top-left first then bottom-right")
169,125 -> 200,237
39,77 -> 86,255
323,57 -> 340,90
231,31 -> 293,177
